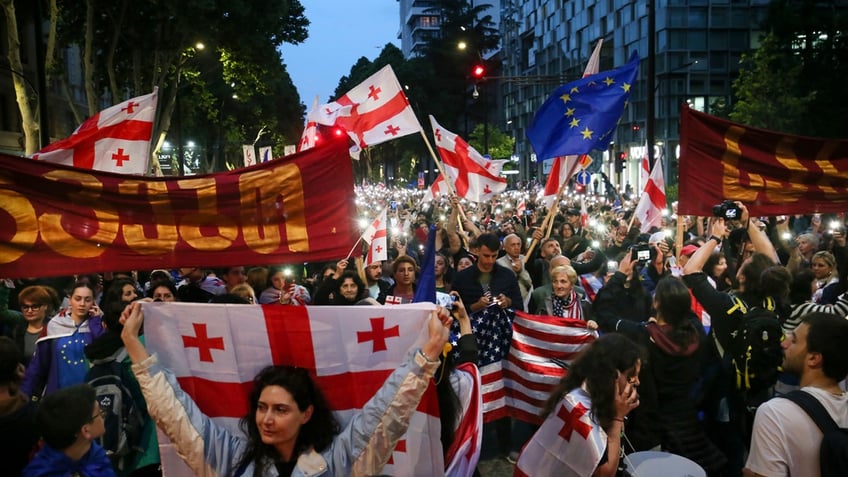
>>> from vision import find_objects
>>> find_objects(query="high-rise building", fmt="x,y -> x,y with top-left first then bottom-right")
398,1 -> 500,58
499,0 -> 772,188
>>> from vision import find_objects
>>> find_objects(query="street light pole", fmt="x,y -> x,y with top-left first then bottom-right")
646,0 -> 656,170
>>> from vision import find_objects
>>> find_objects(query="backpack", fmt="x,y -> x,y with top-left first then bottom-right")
723,296 -> 784,397
86,349 -> 147,471
782,390 -> 848,477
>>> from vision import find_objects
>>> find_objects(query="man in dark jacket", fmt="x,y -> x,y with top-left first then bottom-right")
0,336 -> 39,476
452,233 -> 524,314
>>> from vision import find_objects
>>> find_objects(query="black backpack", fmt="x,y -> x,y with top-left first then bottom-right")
783,390 -> 848,477
86,349 -> 147,471
724,296 -> 784,397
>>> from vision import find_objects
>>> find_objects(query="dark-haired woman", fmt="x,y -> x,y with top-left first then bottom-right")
514,334 -> 641,477
619,277 -> 727,474
119,302 -> 451,476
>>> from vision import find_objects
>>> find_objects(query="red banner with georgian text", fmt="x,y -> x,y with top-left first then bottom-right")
678,107 -> 848,216
0,138 -> 359,279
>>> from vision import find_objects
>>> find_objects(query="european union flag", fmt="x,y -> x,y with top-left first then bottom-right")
527,51 -> 640,160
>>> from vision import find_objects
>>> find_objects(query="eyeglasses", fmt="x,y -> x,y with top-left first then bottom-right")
89,408 -> 107,422
20,304 -> 44,311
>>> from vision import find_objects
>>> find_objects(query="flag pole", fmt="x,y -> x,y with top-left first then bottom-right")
525,158 -> 582,262
345,236 -> 363,261
418,129 -> 468,232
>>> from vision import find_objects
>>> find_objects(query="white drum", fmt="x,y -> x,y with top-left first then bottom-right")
623,451 -> 706,477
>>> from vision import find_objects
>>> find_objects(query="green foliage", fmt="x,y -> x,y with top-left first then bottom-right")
730,3 -> 848,138
468,123 -> 514,159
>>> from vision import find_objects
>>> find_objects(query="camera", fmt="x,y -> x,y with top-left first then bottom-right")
712,200 -> 742,220
630,243 -> 651,262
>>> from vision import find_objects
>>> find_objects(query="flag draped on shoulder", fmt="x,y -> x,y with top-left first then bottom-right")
32,89 -> 158,174
141,302 -> 444,477
527,51 -> 640,160
318,65 -> 422,154
678,106 -> 848,215
539,41 -> 605,206
514,387 -> 607,477
363,208 -> 388,265
634,156 -> 666,232
429,115 -> 507,203
503,311 -> 596,425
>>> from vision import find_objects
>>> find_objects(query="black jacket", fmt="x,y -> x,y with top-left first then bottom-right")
452,263 -> 524,313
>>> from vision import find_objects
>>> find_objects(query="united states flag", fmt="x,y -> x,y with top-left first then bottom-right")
504,311 -> 597,425
451,307 -> 513,422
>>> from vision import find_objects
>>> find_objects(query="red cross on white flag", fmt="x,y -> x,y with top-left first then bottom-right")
32,89 -> 158,175
514,387 -> 606,477
142,302 -> 444,477
634,155 -> 667,233
313,65 -> 422,153
428,115 -> 507,203
422,173 -> 451,203
362,207 -> 388,265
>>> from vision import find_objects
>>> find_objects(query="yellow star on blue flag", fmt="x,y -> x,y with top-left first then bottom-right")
526,51 -> 640,160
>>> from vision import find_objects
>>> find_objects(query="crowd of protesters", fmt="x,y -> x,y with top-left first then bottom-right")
1,180 -> 847,476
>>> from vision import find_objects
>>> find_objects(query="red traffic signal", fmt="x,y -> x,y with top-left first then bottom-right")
618,152 -> 627,160
472,64 -> 485,79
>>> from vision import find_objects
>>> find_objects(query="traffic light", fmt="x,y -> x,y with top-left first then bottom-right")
615,152 -> 626,172
472,64 -> 486,80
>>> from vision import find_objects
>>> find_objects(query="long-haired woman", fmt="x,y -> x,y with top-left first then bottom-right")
119,302 -> 451,476
514,333 -> 642,477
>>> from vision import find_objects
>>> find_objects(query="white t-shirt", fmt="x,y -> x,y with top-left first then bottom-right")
746,386 -> 848,477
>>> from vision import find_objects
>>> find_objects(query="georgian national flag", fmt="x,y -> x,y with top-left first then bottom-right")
141,302 -> 444,477
541,155 -> 582,208
422,173 -> 451,203
514,387 -> 607,477
32,89 -> 157,175
540,40 -> 603,207
363,207 -> 388,265
503,311 -> 596,425
634,155 -> 666,232
318,65 -> 422,152
429,116 -> 507,203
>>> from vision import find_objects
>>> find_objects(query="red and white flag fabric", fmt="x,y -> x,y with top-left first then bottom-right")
540,40 -> 603,207
142,302 -> 444,477
363,208 -> 388,265
634,156 -> 666,232
422,173 -> 451,203
429,115 -> 507,203
640,154 -> 651,191
503,311 -> 596,425
513,387 -> 607,477
541,155 -> 582,208
444,362 -> 483,477
318,65 -> 422,153
32,89 -> 157,174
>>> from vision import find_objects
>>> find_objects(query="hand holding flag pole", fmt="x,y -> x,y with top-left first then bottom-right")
524,158 -> 582,262
417,128 -> 469,232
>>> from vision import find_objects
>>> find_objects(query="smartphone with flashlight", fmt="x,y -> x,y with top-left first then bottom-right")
607,260 -> 618,273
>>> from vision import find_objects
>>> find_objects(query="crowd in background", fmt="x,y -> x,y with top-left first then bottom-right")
2,180 -> 847,477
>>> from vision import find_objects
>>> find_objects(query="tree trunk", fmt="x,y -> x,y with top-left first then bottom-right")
1,0 -> 38,154
105,0 -> 128,102
44,0 -> 58,83
83,0 -> 96,115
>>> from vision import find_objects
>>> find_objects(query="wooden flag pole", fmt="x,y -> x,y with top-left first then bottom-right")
525,158 -> 582,263
418,128 -> 468,232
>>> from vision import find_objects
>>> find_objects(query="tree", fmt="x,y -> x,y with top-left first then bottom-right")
468,123 -> 514,160
0,0 -> 38,154
8,0 -> 310,169
730,1 -> 848,138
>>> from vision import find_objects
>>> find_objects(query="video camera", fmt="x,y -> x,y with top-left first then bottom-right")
712,200 -> 742,220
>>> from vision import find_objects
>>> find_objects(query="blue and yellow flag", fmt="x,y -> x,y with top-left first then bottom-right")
527,51 -> 640,160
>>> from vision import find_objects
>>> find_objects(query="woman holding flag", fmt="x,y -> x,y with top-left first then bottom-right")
513,334 -> 642,477
118,301 -> 452,477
